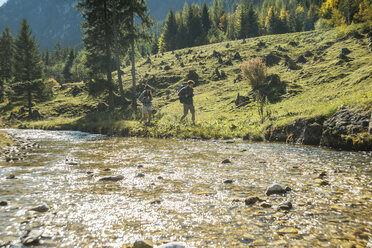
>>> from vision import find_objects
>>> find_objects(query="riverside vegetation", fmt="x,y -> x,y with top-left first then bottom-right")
1,24 -> 372,151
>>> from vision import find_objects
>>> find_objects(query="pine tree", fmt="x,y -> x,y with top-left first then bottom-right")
62,49 -> 75,83
265,6 -> 284,34
0,27 -> 15,102
162,10 -> 178,51
14,19 -> 44,117
236,0 -> 259,39
201,1 -> 212,34
186,4 -> 204,46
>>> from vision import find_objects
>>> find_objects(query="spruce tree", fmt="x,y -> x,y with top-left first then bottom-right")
14,19 -> 43,117
201,1 -> 212,34
186,4 -> 204,46
62,49 -> 75,83
77,0 -> 116,110
162,10 -> 178,51
0,27 -> 15,102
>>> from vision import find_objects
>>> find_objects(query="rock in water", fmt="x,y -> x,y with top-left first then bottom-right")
98,175 -> 124,182
0,201 -> 8,206
22,229 -> 43,246
279,202 -> 293,210
260,202 -> 272,208
266,184 -> 287,196
156,242 -> 187,248
224,179 -> 234,184
136,173 -> 145,178
6,174 -> 16,179
221,159 -> 231,164
133,240 -> 153,248
245,196 -> 260,205
30,204 -> 49,213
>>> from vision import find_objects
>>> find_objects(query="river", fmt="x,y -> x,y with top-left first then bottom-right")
0,129 -> 371,247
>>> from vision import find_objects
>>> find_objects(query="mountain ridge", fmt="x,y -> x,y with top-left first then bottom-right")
0,0 -> 222,49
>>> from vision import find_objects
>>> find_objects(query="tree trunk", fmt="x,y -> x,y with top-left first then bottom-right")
130,2 -> 137,111
103,0 -> 114,111
112,2 -> 127,108
27,83 -> 32,118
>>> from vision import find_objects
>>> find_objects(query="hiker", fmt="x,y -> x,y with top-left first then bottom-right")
178,80 -> 195,123
138,85 -> 152,123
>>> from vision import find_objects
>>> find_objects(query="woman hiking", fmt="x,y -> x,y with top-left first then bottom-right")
138,85 -> 153,123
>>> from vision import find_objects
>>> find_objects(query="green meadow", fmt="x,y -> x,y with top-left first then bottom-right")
2,25 -> 371,141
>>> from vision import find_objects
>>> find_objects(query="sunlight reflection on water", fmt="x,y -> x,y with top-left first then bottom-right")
0,129 -> 371,247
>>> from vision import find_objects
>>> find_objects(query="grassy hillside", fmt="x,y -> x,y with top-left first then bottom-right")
1,25 -> 371,142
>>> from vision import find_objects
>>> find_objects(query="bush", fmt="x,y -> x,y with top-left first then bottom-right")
241,58 -> 267,91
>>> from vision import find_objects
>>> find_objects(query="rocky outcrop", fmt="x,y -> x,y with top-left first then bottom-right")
320,108 -> 371,150
266,118 -> 323,145
266,108 -> 371,151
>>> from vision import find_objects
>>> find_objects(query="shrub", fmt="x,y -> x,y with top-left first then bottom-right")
241,58 -> 269,123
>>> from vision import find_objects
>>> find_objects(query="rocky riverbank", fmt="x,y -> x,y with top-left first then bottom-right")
265,108 -> 372,151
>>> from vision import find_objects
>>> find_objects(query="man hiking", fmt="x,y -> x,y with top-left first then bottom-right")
178,80 -> 195,123
138,85 -> 153,123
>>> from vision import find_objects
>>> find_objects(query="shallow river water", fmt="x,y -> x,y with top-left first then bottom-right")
0,129 -> 371,247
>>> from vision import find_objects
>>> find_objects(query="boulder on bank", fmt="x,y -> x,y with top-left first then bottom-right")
320,108 -> 371,151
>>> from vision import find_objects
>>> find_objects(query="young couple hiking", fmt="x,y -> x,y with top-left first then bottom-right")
138,80 -> 196,123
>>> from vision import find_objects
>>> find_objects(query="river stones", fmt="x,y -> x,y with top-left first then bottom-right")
99,175 -> 124,182
6,174 -> 16,179
133,240 -> 153,248
266,184 -> 287,196
278,202 -> 293,211
222,159 -> 231,164
136,173 -> 145,178
260,202 -> 272,208
224,179 -> 234,184
22,229 -> 43,246
0,201 -> 8,206
157,242 -> 187,248
245,196 -> 260,205
30,204 -> 49,213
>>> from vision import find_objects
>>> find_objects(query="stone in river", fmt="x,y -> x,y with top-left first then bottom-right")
0,201 -> 8,206
157,176 -> 164,180
136,173 -> 145,178
99,175 -> 124,182
260,202 -> 272,208
320,180 -> 330,186
318,171 -> 327,178
266,184 -> 287,196
133,240 -> 153,248
6,174 -> 16,179
245,196 -> 260,205
224,179 -> 234,184
279,201 -> 293,211
103,168 -> 111,172
157,242 -> 187,248
222,159 -> 231,164
30,204 -> 49,213
22,229 -> 43,246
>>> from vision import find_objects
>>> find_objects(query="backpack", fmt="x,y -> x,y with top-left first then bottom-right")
177,84 -> 187,103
